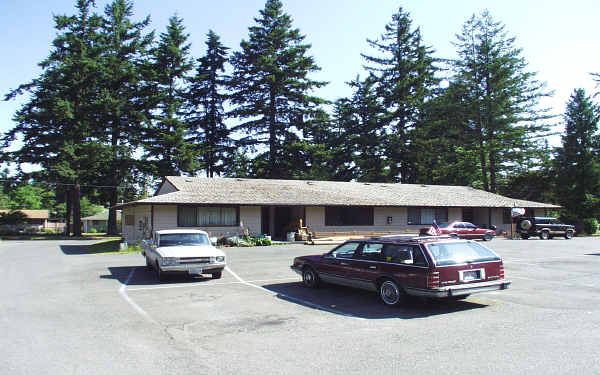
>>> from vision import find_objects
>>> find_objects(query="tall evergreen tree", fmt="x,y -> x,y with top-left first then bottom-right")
450,10 -> 552,193
554,89 -> 600,232
230,0 -> 327,178
341,76 -> 388,182
3,0 -> 104,236
143,14 -> 194,177
96,0 -> 153,234
186,30 -> 232,177
361,7 -> 438,183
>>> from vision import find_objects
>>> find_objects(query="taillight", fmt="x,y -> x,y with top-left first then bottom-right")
427,272 -> 440,288
499,263 -> 505,279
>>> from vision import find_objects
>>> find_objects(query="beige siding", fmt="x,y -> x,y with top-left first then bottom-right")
156,181 -> 178,195
306,206 -> 420,233
240,206 -> 261,235
148,204 -> 259,238
153,205 -> 178,232
122,205 -> 151,243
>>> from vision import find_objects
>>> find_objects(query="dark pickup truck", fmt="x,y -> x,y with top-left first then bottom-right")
515,217 -> 575,240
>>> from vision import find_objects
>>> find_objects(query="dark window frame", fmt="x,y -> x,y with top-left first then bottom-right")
324,206 -> 374,226
177,205 -> 240,227
407,207 -> 448,225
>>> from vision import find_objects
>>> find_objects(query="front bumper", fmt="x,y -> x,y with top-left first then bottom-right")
406,279 -> 511,298
160,262 -> 226,273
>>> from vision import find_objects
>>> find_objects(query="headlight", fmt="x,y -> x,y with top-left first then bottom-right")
216,256 -> 225,263
161,257 -> 178,266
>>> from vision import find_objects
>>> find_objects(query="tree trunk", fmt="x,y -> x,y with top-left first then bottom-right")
65,189 -> 72,237
107,182 -> 119,235
72,180 -> 82,237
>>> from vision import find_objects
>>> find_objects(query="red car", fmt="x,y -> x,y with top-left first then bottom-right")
421,221 -> 496,241
291,235 -> 510,306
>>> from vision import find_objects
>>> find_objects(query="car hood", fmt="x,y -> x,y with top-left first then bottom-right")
157,245 -> 225,258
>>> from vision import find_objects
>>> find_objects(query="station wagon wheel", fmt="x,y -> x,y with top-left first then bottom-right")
539,231 -> 550,240
302,266 -> 320,288
565,230 -> 574,239
379,279 -> 403,306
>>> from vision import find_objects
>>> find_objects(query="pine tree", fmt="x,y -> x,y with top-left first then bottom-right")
3,0 -> 104,236
450,10 -> 552,193
361,7 -> 438,183
186,30 -> 232,177
342,76 -> 388,182
143,14 -> 194,177
96,0 -> 154,234
555,89 -> 600,231
230,0 -> 327,178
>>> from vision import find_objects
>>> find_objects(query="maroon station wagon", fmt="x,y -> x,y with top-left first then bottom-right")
291,236 -> 511,306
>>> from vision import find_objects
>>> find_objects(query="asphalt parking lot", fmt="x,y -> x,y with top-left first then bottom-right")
2,237 -> 600,374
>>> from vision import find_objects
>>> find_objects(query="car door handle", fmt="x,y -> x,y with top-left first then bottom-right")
368,266 -> 377,270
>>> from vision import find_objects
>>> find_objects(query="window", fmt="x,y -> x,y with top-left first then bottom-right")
325,206 -> 374,226
407,207 -> 448,225
177,206 -> 238,227
383,244 -> 427,266
358,243 -> 384,261
329,242 -> 361,258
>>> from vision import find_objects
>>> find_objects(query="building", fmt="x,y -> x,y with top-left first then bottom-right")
82,210 -> 121,233
0,209 -> 49,231
117,177 -> 559,243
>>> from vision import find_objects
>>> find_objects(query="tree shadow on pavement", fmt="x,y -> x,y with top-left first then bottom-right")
262,282 -> 488,320
100,266 -> 213,286
60,240 -> 124,255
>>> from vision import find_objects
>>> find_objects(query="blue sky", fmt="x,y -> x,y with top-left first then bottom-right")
1,0 -> 599,148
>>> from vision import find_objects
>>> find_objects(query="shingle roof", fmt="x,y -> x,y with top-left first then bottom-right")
82,210 -> 121,221
0,209 -> 49,219
117,177 -> 559,209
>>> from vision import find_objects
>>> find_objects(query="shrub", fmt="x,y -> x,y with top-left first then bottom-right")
583,218 -> 599,235
89,228 -> 98,234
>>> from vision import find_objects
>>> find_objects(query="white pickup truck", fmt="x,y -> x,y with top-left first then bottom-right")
142,229 -> 226,282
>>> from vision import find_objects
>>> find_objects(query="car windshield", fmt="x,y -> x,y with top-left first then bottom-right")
438,222 -> 451,228
159,233 -> 210,246
427,241 -> 500,266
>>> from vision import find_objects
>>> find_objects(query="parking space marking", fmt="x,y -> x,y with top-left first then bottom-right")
225,266 -> 366,320
119,268 -> 157,324
126,277 -> 297,292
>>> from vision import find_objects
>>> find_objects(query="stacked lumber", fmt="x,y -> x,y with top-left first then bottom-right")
306,230 -> 419,245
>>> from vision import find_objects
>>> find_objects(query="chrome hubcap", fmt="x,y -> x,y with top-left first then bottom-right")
303,270 -> 314,285
381,281 -> 400,305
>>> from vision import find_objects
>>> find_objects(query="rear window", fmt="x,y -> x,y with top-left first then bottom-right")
427,241 -> 500,266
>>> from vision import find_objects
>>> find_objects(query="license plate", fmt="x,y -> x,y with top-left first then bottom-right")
461,269 -> 483,281
188,268 -> 203,275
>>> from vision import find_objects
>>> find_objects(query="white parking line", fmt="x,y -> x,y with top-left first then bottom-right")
119,268 -> 157,324
225,266 -> 366,320
126,277 -> 297,292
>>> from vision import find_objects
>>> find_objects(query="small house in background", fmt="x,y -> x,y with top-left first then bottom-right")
82,210 -> 121,233
0,209 -> 49,231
